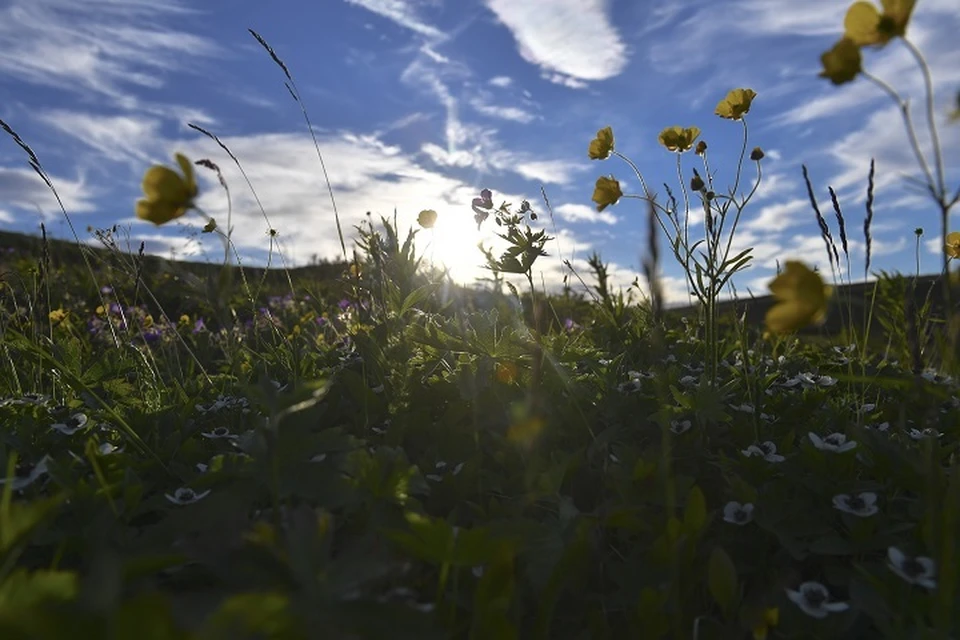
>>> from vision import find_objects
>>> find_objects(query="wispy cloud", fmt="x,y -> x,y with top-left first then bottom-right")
0,0 -> 221,103
344,0 -> 447,40
554,203 -> 617,225
483,0 -> 629,86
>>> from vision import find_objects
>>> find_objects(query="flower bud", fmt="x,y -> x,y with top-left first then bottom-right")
750,146 -> 765,161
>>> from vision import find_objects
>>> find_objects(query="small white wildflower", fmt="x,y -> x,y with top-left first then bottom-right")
452,462 -> 464,475
165,487 -> 211,505
196,463 -> 208,473
887,547 -> 937,589
0,455 -> 51,491
679,375 -> 698,387
741,441 -> 785,463
618,380 -> 643,393
201,426 -> 238,440
722,501 -> 754,525
865,422 -> 890,432
859,403 -> 877,413
809,432 -> 857,453
818,375 -> 838,387
310,453 -> 327,463
425,474 -> 443,482
371,384 -> 385,394
832,492 -> 879,517
663,354 -> 677,363
97,442 -> 123,455
908,428 -> 943,441
670,419 -> 692,435
50,412 -> 88,435
729,403 -> 755,414
435,461 -> 447,470
785,582 -> 849,619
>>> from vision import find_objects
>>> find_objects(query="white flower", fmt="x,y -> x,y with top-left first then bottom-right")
859,403 -> 877,413
165,487 -> 211,505
809,432 -> 857,453
866,422 -> 890,432
817,375 -> 838,387
371,384 -> 385,394
452,462 -> 464,475
0,455 -> 51,491
908,428 -> 943,441
609,453 -> 620,463
618,379 -> 643,393
786,582 -> 849,619
310,453 -> 327,463
201,426 -> 238,440
670,419 -> 692,435
887,547 -> 937,589
723,501 -> 754,525
425,474 -> 443,482
97,442 -> 123,455
680,375 -> 698,387
741,441 -> 785,463
832,492 -> 879,517
196,463 -> 208,473
50,412 -> 88,435
730,403 -> 755,414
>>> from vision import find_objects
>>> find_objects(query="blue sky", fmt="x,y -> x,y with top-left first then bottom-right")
1,0 -> 958,303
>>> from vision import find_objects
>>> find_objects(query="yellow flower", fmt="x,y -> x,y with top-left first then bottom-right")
945,231 -> 960,258
588,126 -> 615,160
819,38 -> 863,85
658,126 -> 701,153
135,153 -> 198,226
715,88 -> 757,120
752,607 -> 780,640
765,261 -> 832,335
417,209 -> 438,229
844,0 -> 915,48
592,176 -> 623,212
48,308 -> 67,324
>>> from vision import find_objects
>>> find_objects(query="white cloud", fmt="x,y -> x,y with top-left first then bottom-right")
489,75 -> 513,87
554,203 -> 617,225
0,166 -> 98,218
35,110 -> 161,166
743,198 -> 810,232
343,0 -> 446,40
0,0 -> 221,102
484,0 -> 629,83
512,160 -> 584,185
468,97 -> 537,124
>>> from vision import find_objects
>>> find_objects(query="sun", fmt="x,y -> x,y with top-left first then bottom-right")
417,209 -> 495,285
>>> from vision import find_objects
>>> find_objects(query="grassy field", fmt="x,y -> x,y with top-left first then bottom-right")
1,6 -> 958,639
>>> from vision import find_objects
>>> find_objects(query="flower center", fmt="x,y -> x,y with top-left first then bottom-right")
802,587 -> 826,607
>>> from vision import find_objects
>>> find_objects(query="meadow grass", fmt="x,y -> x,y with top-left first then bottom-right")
0,4 -> 958,639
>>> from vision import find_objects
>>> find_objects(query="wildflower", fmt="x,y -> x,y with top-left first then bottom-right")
0,455 -> 51,491
865,421 -> 891,432
695,140 -> 708,155
471,188 -> 494,229
135,153 -> 198,226
752,607 -> 779,640
592,176 -> 622,212
417,209 -> 437,229
741,441 -> 785,463
908,427 -> 943,441
945,231 -> 960,258
832,492 -> 879,517
750,147 -> 765,161
588,126 -> 615,160
887,547 -> 937,589
310,453 -> 327,463
765,261 -> 832,335
819,38 -> 863,85
165,487 -> 211,505
715,88 -> 757,120
730,403 -> 755,414
50,412 -> 89,435
670,419 -> 692,435
201,426 -> 238,440
785,582 -> 849,619
723,501 -> 754,525
843,0 -> 915,48
97,442 -> 123,456
809,432 -> 857,453
657,126 -> 701,153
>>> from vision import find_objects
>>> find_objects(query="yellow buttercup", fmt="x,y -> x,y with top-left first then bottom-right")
135,153 -> 198,226
765,261 -> 832,335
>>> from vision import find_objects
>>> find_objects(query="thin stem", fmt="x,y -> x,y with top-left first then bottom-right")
902,38 -> 946,200
862,71 -> 936,196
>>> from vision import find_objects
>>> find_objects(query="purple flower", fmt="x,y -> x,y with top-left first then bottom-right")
100,286 -> 113,294
142,328 -> 162,344
193,318 -> 206,333
338,299 -> 352,310
109,303 -> 122,315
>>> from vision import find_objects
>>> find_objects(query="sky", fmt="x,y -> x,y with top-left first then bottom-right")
0,0 -> 958,305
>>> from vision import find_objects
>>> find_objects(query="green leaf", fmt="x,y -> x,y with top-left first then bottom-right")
683,485 -> 707,534
707,546 -> 739,616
